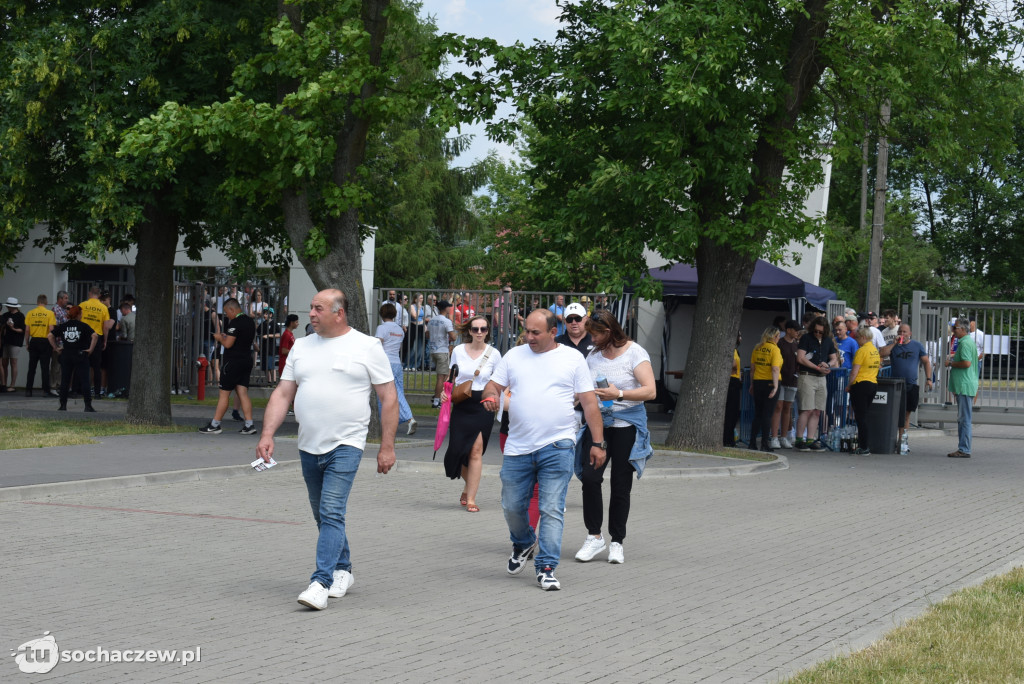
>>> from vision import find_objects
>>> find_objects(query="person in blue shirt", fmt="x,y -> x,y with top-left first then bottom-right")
834,319 -> 860,371
880,323 -> 933,449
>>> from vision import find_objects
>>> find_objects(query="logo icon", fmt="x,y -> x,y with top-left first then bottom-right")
11,632 -> 59,674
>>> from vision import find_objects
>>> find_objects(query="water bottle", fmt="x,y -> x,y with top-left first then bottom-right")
595,375 -> 613,409
900,432 -> 909,454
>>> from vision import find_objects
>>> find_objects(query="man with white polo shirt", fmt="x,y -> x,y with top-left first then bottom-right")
482,309 -> 606,591
257,289 -> 399,610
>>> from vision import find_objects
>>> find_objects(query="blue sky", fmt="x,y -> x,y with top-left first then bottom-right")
417,0 -> 563,166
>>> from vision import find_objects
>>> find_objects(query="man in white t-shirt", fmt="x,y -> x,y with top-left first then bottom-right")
968,316 -> 985,406
257,289 -> 399,611
482,309 -> 606,591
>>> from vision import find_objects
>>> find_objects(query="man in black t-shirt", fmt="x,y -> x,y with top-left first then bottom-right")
1,297 -> 26,392
48,305 -> 99,412
794,316 -> 838,452
199,298 -> 257,435
554,303 -> 594,357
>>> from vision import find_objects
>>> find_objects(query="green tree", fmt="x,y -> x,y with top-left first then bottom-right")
0,0 -> 274,424
461,0 -> 1022,448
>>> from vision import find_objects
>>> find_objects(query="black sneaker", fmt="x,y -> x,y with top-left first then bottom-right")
797,440 -> 811,452
198,423 -> 222,434
537,566 -> 560,591
810,439 -> 827,452
853,447 -> 871,455
231,409 -> 244,422
507,540 -> 537,575
239,424 -> 257,435
84,405 -> 96,413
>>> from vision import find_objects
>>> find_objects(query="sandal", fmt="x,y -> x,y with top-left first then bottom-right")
466,503 -> 480,513
460,492 -> 468,507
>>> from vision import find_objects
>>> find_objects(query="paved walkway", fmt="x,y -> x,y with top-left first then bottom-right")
4,400 -> 1024,681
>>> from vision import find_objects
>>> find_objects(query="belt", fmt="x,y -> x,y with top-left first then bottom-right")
798,370 -> 824,376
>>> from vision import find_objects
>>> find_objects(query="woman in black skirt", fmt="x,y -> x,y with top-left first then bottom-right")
441,315 -> 502,512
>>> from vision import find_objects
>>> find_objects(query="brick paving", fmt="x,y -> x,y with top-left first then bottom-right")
3,424 -> 1024,682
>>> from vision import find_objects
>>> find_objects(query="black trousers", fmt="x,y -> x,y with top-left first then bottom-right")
88,346 -> 102,395
850,381 -> 877,447
580,425 -> 637,544
60,353 -> 92,407
750,379 -> 777,449
723,376 -> 742,446
26,338 -> 51,391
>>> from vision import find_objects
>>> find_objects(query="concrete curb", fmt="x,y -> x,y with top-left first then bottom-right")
0,450 -> 786,503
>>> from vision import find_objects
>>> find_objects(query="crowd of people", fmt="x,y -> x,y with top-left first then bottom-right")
1,287 -> 137,407
725,308 -> 974,457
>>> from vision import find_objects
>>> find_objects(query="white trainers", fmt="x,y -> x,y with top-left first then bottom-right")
297,581 -> 329,610
779,437 -> 793,449
575,535 -> 607,562
608,542 -> 624,564
769,437 -> 781,449
406,418 -> 417,435
328,570 -> 354,598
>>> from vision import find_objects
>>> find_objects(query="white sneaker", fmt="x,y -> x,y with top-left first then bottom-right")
406,418 -> 417,435
297,581 -> 329,610
328,570 -> 354,598
575,535 -> 607,562
769,437 -> 781,449
779,437 -> 793,449
608,542 -> 624,564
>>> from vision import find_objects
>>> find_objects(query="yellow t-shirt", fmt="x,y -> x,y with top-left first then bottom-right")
26,305 -> 56,338
79,298 -> 110,336
851,343 -> 880,385
731,349 -> 741,379
751,343 -> 782,381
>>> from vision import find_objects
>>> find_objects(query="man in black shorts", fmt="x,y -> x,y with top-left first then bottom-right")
199,298 -> 257,435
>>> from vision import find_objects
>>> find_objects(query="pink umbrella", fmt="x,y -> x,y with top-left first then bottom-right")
433,364 -> 459,459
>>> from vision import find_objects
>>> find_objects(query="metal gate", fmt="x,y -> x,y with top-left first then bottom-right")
373,287 -> 638,394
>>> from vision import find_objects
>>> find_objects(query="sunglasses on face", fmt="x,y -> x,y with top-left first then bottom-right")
566,316 -> 583,323
471,326 -> 488,333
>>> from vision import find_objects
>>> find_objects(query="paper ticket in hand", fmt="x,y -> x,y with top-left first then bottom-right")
250,457 -> 278,472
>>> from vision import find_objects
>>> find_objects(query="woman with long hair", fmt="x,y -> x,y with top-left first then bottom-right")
248,288 -> 265,317
441,314 -> 501,512
574,309 -> 656,565
749,326 -> 782,452
847,324 -> 880,455
374,302 -> 417,435
409,293 -> 426,370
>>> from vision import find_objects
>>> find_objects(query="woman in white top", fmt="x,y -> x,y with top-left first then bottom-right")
441,315 -> 502,512
374,302 -> 416,435
574,309 -> 656,565
248,288 -> 266,317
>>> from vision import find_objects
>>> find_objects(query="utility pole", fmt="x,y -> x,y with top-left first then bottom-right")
865,100 -> 890,313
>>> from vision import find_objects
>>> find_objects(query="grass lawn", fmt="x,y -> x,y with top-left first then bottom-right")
786,567 -> 1024,683
0,417 -> 192,450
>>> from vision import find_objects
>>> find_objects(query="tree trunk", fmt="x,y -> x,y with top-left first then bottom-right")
866,100 -> 891,313
666,239 -> 757,449
125,207 -> 177,425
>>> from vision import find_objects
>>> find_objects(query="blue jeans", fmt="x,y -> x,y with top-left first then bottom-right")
955,393 -> 973,454
500,439 -> 575,570
386,361 -> 413,424
300,445 -> 362,588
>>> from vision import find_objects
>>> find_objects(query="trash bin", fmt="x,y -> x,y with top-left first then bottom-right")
866,377 -> 904,454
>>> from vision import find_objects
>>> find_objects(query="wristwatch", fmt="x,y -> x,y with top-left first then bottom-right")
596,440 -> 608,450
617,389 -> 624,400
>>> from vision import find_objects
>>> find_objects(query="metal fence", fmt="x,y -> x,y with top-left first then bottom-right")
372,287 -> 638,394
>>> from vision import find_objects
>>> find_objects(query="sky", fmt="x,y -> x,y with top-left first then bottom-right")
417,0 -> 563,166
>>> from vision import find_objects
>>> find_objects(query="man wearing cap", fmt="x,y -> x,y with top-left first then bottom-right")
48,305 -> 98,412
864,311 -> 886,349
1,297 -> 26,392
24,295 -> 57,397
946,317 -> 977,458
555,303 -> 594,357
427,300 -> 456,408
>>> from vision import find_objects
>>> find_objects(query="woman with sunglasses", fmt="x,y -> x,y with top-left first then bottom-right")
574,310 -> 655,565
441,315 -> 501,512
